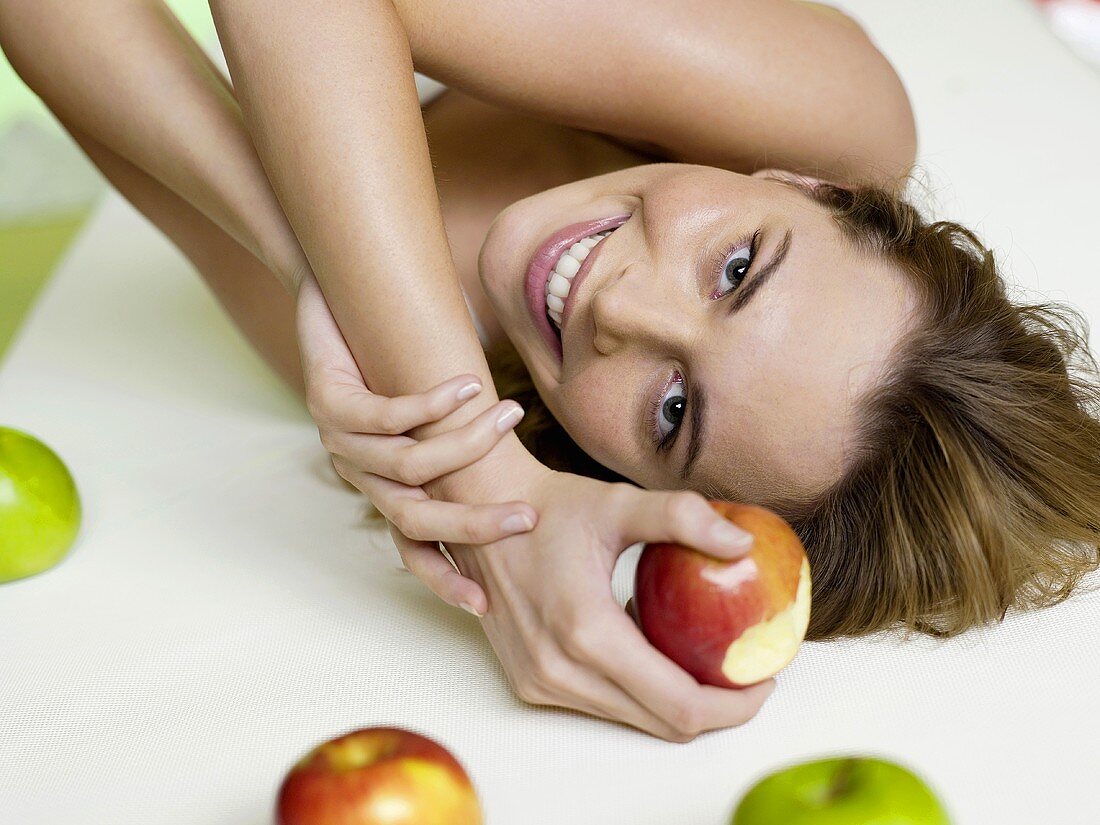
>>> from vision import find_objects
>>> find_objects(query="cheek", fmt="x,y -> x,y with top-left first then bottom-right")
478,201 -> 528,299
549,374 -> 646,480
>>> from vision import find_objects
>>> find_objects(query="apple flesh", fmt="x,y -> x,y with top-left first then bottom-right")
731,756 -> 952,824
634,501 -> 811,688
0,426 -> 81,583
277,727 -> 483,825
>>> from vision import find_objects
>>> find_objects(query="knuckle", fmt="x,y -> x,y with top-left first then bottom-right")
462,514 -> 497,545
305,389 -> 329,426
330,456 -> 350,481
530,660 -> 567,699
560,618 -> 600,662
607,482 -> 639,513
426,392 -> 455,421
376,408 -> 402,435
512,678 -> 543,706
317,428 -> 340,455
668,701 -> 704,741
667,490 -> 704,525
530,648 -> 569,695
391,501 -> 426,541
666,728 -> 698,744
395,450 -> 428,486
309,385 -> 341,427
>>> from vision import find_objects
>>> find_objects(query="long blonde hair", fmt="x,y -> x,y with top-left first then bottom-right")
487,180 -> 1100,641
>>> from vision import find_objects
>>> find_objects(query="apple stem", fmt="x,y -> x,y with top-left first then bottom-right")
824,758 -> 858,802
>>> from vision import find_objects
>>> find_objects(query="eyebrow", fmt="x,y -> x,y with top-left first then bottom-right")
680,229 -> 794,482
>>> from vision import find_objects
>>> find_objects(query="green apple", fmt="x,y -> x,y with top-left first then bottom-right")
732,757 -> 951,825
0,426 -> 81,583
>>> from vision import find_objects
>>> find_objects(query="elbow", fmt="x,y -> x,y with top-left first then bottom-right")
837,12 -> 919,188
865,38 -> 919,186
0,0 -> 46,86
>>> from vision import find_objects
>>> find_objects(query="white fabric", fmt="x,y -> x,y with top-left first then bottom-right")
2,1 -> 1100,822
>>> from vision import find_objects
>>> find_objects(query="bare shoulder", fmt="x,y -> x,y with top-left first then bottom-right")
393,0 -> 915,188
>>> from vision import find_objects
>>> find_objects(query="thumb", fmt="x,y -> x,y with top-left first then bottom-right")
616,488 -> 755,560
295,271 -> 361,378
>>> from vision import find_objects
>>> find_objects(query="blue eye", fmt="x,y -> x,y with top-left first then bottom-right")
716,233 -> 758,296
648,230 -> 760,453
650,371 -> 686,445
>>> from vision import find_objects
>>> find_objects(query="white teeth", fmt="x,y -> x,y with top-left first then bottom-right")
545,228 -> 617,332
554,255 -> 581,278
547,273 -> 571,298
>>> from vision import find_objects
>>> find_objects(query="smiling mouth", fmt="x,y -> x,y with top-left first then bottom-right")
525,213 -> 630,366
544,227 -> 616,337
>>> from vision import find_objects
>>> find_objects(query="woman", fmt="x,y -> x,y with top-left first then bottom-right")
3,0 -> 1098,743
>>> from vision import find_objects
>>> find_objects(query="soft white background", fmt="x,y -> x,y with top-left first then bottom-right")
1,0 -> 1098,822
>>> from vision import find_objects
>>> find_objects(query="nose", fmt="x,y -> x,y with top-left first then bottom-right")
590,264 -> 694,356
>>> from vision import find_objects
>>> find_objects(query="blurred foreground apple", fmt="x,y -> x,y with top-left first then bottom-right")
0,426 -> 81,583
277,727 -> 483,825
731,756 -> 952,824
634,501 -> 811,688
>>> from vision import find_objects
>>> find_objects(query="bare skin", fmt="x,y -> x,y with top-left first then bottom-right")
1,0 -> 918,741
425,89 -> 661,352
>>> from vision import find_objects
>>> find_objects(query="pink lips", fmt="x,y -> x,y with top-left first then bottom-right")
525,214 -> 631,365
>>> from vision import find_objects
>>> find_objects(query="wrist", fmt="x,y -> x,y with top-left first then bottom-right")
425,433 -> 549,504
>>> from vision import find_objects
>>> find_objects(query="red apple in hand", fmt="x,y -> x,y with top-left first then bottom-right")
277,727 -> 483,825
634,501 -> 812,688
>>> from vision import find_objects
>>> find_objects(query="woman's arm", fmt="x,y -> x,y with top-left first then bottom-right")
393,0 -> 916,187
208,0 -> 534,496
3,0 -> 781,738
0,0 -> 310,291
1,0 -> 527,490
207,0 -> 915,504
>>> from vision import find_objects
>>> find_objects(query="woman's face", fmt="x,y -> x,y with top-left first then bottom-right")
479,164 -> 919,505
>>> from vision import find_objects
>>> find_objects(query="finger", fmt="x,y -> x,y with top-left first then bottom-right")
614,487 -> 755,560
347,469 -> 538,545
588,608 -> 777,738
326,374 -> 491,436
388,522 -> 488,615
334,400 -> 524,486
526,662 -> 697,743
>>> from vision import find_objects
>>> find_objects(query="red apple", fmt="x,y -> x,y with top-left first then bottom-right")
276,727 -> 483,825
634,501 -> 812,688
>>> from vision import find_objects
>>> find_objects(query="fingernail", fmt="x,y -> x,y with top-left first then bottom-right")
495,403 -> 524,432
459,602 -> 483,617
456,381 -> 482,401
500,512 -> 534,533
711,520 -> 753,547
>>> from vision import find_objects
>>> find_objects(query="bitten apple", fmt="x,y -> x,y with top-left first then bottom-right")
276,727 -> 483,825
634,501 -> 811,688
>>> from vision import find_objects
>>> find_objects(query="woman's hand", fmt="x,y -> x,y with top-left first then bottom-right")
296,273 -> 537,613
441,462 -> 775,743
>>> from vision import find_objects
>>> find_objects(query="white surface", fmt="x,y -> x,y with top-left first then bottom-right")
2,1 -> 1100,822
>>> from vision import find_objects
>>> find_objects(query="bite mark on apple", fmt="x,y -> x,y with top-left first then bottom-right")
721,558 -> 812,685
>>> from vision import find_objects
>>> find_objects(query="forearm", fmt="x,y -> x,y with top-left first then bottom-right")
0,0 -> 309,290
205,0 -> 545,505
208,0 -> 516,452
